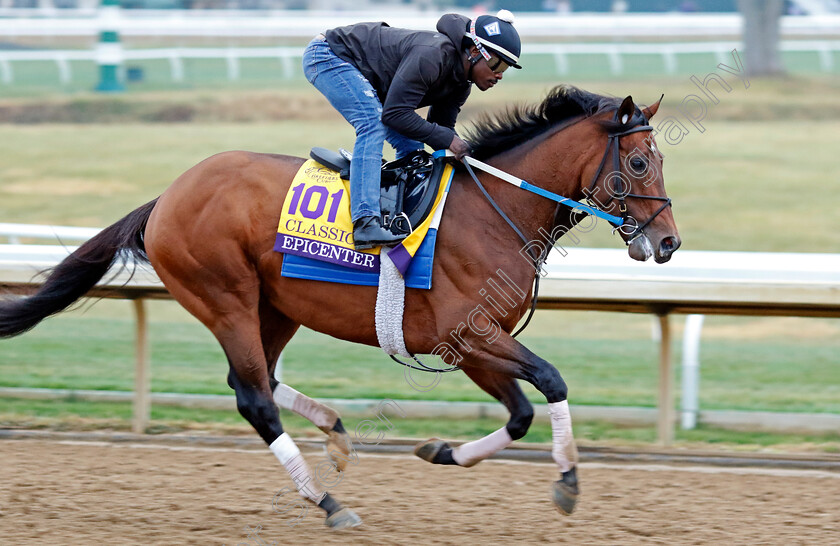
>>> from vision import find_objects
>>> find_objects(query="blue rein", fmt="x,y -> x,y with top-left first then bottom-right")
518,180 -> 624,226
432,150 -> 625,228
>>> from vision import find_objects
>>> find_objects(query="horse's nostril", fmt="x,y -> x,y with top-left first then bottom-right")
660,236 -> 677,253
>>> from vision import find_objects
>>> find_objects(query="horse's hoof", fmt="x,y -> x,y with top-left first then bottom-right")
414,438 -> 449,463
552,468 -> 580,516
325,430 -> 352,472
325,507 -> 362,529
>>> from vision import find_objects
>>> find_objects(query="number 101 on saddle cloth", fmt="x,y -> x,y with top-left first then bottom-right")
273,148 -> 453,288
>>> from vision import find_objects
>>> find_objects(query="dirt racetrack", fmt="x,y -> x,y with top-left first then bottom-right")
0,438 -> 838,545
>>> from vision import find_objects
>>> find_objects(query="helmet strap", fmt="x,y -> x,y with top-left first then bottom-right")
466,50 -> 482,83
468,19 -> 493,62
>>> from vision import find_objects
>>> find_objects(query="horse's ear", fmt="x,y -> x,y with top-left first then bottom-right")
642,94 -> 664,120
617,95 -> 635,124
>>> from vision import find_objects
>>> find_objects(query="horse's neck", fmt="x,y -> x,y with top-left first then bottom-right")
466,125 -> 589,247
440,130 -> 589,299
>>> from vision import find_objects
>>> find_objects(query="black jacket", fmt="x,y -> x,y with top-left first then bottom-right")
325,14 -> 471,151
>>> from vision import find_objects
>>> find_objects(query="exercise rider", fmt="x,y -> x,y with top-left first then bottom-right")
302,10 -> 523,250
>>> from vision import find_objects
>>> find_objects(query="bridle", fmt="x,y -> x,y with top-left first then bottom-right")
462,108 -> 672,258
584,108 -> 672,245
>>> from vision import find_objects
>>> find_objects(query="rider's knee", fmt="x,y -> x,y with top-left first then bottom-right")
355,118 -> 386,139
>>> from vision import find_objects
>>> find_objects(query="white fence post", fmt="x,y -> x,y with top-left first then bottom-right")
553,53 -> 569,76
0,59 -> 12,84
279,53 -> 293,79
656,313 -> 675,445
663,48 -> 677,74
681,314 -> 705,430
168,50 -> 184,82
225,49 -> 239,81
817,44 -> 833,71
607,47 -> 623,75
55,54 -> 71,85
132,298 -> 150,434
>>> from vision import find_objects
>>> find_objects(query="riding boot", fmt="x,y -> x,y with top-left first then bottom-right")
352,216 -> 404,251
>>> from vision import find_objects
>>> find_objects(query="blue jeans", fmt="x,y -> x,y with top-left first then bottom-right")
302,36 -> 423,222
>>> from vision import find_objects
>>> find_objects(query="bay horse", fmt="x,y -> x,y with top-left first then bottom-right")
0,85 -> 680,529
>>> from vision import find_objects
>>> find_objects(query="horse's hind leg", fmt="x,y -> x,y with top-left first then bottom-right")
270,382 -> 355,472
150,264 -> 360,528
259,302 -> 354,472
415,367 -> 533,467
220,314 -> 360,529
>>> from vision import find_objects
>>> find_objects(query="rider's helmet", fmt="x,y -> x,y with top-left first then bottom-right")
465,10 -> 522,72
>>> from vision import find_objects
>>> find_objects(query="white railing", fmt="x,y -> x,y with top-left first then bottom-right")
0,223 -> 100,245
0,12 -> 838,39
2,224 -> 840,443
0,40 -> 838,85
527,40 -> 840,74
0,47 -> 302,85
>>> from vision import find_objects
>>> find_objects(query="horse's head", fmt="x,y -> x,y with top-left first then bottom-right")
584,95 -> 681,263
464,85 -> 680,263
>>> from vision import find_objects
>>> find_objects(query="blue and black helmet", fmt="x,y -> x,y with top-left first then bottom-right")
465,10 -> 522,70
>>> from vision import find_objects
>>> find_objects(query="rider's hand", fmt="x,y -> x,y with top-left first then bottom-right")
449,135 -> 472,160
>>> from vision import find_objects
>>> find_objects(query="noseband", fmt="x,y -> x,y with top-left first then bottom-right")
585,110 -> 672,244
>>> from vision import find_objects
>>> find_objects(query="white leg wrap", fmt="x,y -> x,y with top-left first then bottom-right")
269,433 -> 325,504
273,383 -> 338,431
452,427 -> 513,468
548,401 -> 578,473
272,383 -> 299,410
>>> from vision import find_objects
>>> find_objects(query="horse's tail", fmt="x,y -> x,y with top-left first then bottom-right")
0,198 -> 158,339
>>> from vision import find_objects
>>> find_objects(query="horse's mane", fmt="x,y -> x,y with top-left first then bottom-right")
465,85 -> 628,160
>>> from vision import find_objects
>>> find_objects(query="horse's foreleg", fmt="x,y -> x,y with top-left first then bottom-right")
493,336 -> 579,515
415,367 -> 533,467
429,333 -> 579,515
259,303 -> 353,472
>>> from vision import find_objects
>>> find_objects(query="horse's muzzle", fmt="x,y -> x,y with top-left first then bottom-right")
627,234 -> 681,263
628,234 -> 654,262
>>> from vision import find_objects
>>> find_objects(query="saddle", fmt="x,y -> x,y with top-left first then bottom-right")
309,147 -> 444,236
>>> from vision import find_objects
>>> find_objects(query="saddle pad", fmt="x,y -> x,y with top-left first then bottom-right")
274,159 -> 378,271
281,229 -> 437,289
275,158 -> 454,288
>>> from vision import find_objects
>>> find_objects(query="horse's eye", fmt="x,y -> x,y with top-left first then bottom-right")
630,157 -> 647,173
